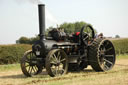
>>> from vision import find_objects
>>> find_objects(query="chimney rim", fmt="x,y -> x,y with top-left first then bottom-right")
38,4 -> 45,6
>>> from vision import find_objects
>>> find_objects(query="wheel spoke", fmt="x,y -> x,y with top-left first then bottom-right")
28,66 -> 31,74
57,52 -> 61,61
87,28 -> 89,33
51,55 -> 57,63
32,66 -> 34,73
105,55 -> 114,58
105,47 -> 112,52
29,67 -> 33,74
50,61 -> 57,65
83,36 -> 88,40
25,60 -> 30,63
53,54 -> 58,61
104,59 -> 113,65
50,56 -> 57,64
32,66 -> 36,73
25,65 -> 30,67
104,64 -> 109,70
51,55 -> 55,60
60,58 -> 66,62
28,66 -> 31,73
34,66 -> 38,71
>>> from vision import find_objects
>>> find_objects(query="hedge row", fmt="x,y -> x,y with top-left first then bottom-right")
111,38 -> 128,55
0,38 -> 128,64
0,44 -> 31,64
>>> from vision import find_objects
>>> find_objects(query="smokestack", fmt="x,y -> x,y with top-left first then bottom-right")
38,4 -> 45,40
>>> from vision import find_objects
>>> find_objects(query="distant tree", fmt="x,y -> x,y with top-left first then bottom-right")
115,35 -> 120,38
57,21 -> 97,34
16,21 -> 97,44
16,35 -> 39,44
16,37 -> 30,44
29,35 -> 39,44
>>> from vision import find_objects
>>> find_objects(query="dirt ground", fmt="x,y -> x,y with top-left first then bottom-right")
0,59 -> 128,85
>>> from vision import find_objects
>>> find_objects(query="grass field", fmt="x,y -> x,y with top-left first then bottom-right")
0,55 -> 128,85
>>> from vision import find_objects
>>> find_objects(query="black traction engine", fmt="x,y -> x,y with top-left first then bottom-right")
20,4 -> 116,77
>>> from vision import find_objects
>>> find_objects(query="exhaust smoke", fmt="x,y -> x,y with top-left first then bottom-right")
14,0 -> 43,5
28,0 -> 42,4
45,9 -> 58,28
14,0 -> 58,27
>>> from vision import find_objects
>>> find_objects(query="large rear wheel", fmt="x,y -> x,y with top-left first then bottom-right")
88,39 -> 116,71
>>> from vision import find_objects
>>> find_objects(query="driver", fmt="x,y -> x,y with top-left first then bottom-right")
98,33 -> 103,38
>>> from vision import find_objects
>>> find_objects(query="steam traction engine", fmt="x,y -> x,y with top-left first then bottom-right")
20,4 -> 116,77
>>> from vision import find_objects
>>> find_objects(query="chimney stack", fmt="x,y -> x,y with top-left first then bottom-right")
38,4 -> 45,40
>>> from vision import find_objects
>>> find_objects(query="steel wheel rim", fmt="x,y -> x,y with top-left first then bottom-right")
98,40 -> 116,70
80,25 -> 95,45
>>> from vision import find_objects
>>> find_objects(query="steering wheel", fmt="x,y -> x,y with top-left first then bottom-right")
80,24 -> 95,45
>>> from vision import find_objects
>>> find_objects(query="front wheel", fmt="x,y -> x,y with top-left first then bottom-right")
45,49 -> 68,77
20,50 -> 43,77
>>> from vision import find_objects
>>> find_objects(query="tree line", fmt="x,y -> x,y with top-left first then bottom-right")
16,21 -> 93,44
16,20 -> 120,44
16,21 -> 120,44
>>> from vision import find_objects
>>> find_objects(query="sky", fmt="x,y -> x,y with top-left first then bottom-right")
0,0 -> 128,44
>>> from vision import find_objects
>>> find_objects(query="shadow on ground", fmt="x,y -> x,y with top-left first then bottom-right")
0,71 -> 49,79
0,69 -> 94,79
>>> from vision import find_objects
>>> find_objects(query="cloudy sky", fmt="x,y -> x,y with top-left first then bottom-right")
0,0 -> 128,44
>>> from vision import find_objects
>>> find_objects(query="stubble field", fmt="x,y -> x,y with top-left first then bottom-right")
0,55 -> 128,85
